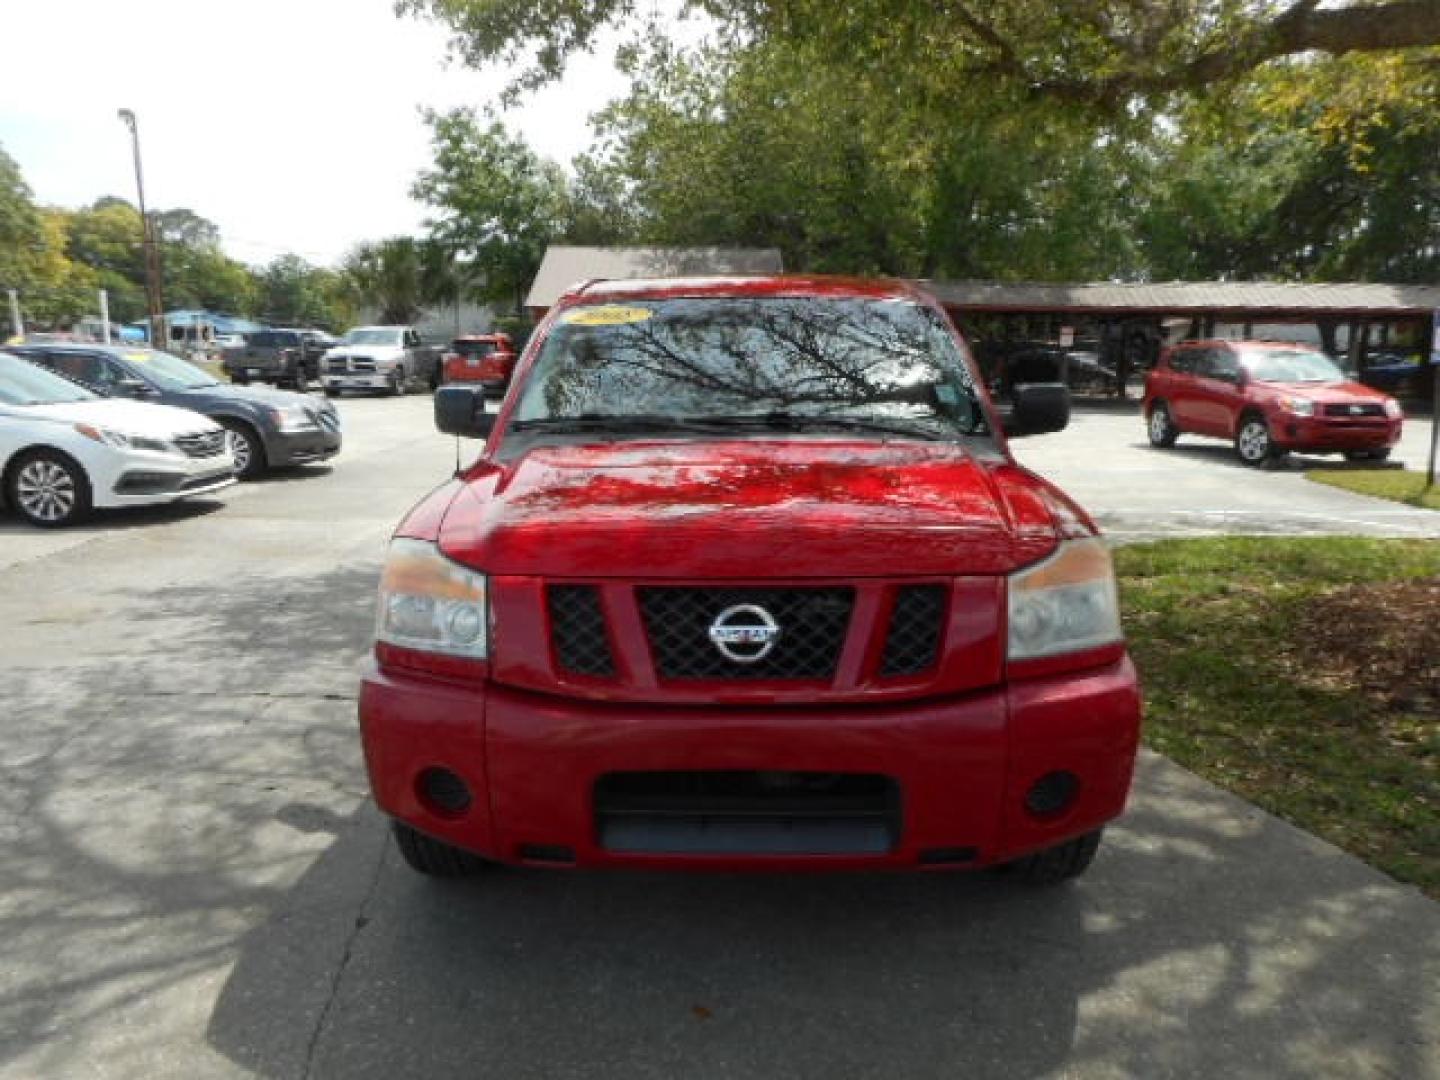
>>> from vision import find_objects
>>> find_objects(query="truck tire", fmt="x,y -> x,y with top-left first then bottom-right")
387,369 -> 404,397
1003,830 -> 1103,886
391,820 -> 491,877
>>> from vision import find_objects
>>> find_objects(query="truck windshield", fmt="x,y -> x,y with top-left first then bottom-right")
513,297 -> 991,440
346,329 -> 404,346
0,352 -> 98,405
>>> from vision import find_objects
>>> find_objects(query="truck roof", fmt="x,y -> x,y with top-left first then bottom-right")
566,274 -> 928,307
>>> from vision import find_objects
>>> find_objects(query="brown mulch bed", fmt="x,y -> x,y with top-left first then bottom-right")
1292,577 -> 1440,721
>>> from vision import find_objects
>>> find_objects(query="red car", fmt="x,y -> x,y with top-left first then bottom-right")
360,276 -> 1142,885
1144,340 -> 1404,466
441,334 -> 517,395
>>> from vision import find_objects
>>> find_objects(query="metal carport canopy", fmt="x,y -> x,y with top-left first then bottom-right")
920,280 -> 1440,318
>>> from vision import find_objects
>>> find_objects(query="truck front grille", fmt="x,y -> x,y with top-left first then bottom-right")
548,585 -> 615,677
879,585 -> 947,676
1322,402 -> 1385,418
637,586 -> 853,681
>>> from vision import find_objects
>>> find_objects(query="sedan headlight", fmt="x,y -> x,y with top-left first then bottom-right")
269,404 -> 319,432
1007,537 -> 1123,661
1280,397 -> 1315,417
375,538 -> 488,659
74,424 -> 176,455
1383,398 -> 1403,419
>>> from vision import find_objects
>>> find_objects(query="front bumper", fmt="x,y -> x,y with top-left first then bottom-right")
97,447 -> 238,507
324,372 -> 394,391
359,656 -> 1142,871
1272,414 -> 1402,452
264,425 -> 342,466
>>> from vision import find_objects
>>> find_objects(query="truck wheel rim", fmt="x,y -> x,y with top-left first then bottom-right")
1239,422 -> 1268,461
16,461 -> 75,521
1149,409 -> 1168,441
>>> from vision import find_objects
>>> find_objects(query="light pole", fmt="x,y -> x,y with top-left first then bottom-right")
117,108 -> 165,346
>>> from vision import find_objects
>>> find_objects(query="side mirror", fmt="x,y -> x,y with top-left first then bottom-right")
116,377 -> 155,397
1002,382 -> 1070,438
435,385 -> 496,439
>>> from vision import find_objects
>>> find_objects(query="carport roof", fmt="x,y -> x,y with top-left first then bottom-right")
923,280 -> 1440,317
527,246 -> 785,309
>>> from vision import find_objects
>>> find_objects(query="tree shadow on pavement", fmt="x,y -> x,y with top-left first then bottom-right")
3,559 -> 1436,1080
206,755 -> 1440,1080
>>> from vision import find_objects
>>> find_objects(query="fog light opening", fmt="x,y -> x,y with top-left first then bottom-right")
417,767 -> 472,817
1025,771 -> 1079,819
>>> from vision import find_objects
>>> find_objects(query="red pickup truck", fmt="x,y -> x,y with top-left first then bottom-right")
360,276 -> 1141,885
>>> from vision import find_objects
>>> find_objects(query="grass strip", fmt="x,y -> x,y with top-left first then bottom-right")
1308,468 -> 1440,510
1115,537 -> 1440,897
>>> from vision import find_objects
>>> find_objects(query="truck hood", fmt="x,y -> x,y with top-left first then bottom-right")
12,399 -> 221,437
435,440 -> 1068,578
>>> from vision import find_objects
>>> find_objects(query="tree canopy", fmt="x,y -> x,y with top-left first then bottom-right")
396,0 -> 1440,286
0,144 -> 365,332
399,0 -> 1440,108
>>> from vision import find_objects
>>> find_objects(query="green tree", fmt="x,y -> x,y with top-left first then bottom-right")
412,109 -> 573,311
575,36 -> 1147,279
0,148 -> 102,328
258,255 -> 353,329
343,238 -> 427,324
400,1 -> 1440,110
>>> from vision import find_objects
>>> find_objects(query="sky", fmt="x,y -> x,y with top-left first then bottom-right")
0,0 -> 636,267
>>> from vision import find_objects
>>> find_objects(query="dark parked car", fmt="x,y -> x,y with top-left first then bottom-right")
221,329 -> 333,389
11,344 -> 342,479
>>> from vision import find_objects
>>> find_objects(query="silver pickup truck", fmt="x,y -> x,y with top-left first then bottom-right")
321,326 -> 441,397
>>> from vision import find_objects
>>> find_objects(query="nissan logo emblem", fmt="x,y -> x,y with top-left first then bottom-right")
708,604 -> 781,663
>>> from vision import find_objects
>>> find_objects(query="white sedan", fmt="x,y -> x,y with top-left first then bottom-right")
0,351 -> 237,527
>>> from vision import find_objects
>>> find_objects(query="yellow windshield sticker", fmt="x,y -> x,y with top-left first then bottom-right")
563,305 -> 653,326
125,352 -> 153,362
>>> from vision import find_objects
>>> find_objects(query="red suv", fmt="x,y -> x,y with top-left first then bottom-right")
441,334 -> 517,395
360,277 -> 1141,885
1144,340 -> 1403,466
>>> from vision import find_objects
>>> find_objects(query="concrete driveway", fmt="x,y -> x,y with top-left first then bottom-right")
1016,406 -> 1439,541
1,395 -> 1436,1079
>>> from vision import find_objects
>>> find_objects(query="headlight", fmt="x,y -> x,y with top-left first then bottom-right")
74,424 -> 175,454
1007,537 -> 1123,661
1281,397 -> 1315,417
270,404 -> 319,432
375,538 -> 488,659
1383,398 -> 1403,419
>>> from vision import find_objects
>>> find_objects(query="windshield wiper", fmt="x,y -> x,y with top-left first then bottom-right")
510,413 -> 738,434
696,412 -> 945,441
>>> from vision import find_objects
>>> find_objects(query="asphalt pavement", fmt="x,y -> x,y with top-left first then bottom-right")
1015,405 -> 1440,541
1,395 -> 1436,1079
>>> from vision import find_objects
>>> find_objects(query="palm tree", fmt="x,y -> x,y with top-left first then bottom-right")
344,237 -> 483,327
343,238 -> 424,324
